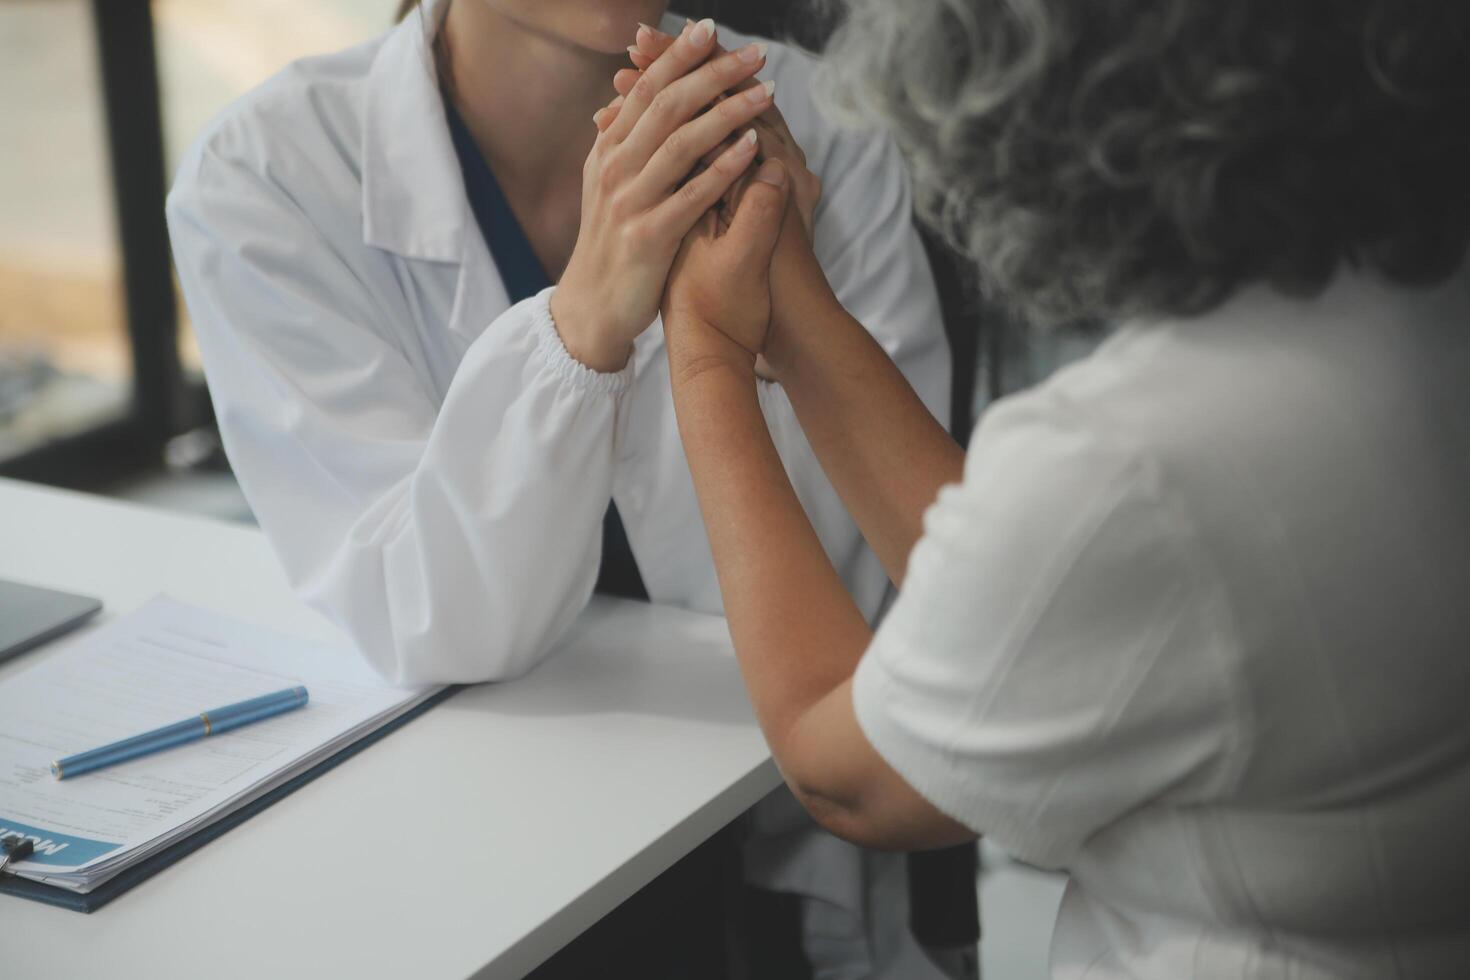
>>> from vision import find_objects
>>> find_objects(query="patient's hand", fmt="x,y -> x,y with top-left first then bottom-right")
661,159 -> 792,382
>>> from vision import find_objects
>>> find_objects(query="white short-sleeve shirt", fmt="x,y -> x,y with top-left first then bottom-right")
854,268 -> 1470,978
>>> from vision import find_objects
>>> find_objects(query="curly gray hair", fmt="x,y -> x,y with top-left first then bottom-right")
816,0 -> 1470,326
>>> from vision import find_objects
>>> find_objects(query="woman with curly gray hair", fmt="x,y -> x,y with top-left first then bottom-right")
618,0 -> 1470,975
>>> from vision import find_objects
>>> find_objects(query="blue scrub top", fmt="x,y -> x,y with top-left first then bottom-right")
444,95 -> 649,601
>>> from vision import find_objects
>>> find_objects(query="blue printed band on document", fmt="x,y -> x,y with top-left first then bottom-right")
0,818 -> 121,868
0,597 -> 439,894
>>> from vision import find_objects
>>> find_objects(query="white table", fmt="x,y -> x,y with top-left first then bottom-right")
0,477 -> 780,979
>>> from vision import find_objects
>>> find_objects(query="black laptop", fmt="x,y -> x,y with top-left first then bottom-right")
0,578 -> 102,664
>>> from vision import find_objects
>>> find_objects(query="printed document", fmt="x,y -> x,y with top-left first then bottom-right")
0,597 -> 439,892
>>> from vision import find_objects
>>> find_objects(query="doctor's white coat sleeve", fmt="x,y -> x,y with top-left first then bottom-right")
168,147 -> 622,686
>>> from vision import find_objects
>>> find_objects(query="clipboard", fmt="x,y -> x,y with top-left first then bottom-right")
0,686 -> 460,913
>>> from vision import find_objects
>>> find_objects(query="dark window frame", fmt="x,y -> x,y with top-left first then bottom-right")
0,0 -> 211,489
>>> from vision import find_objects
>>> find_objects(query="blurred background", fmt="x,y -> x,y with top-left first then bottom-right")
0,0 -> 396,514
0,0 -> 1097,520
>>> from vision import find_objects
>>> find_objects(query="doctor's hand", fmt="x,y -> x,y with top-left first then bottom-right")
550,20 -> 776,373
617,24 -> 822,236
607,26 -> 833,382
662,159 -> 792,384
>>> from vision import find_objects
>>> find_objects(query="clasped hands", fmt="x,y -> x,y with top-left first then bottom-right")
551,18 -> 831,380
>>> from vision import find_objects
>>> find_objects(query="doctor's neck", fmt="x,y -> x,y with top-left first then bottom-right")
440,1 -> 625,205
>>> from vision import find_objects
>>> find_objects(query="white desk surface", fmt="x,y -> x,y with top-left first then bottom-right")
0,477 -> 780,979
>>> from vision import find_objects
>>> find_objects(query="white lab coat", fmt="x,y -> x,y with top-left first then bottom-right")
167,4 -> 955,976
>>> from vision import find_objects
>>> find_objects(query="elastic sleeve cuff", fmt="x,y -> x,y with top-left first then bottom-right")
533,286 -> 634,396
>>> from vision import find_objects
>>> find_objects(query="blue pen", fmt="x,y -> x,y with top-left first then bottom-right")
51,686 -> 309,779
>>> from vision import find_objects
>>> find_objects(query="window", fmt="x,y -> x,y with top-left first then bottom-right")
0,0 -> 132,463
0,0 -> 400,485
154,0 -> 400,375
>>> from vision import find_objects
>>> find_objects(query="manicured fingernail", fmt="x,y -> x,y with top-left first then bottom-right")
592,108 -> 605,124
745,79 -> 775,104
755,159 -> 786,187
627,45 -> 641,58
737,42 -> 767,64
689,18 -> 715,45
739,128 -> 759,149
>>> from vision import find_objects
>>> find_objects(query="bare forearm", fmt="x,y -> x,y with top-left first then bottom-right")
669,351 -> 973,845
669,355 -> 872,748
656,157 -> 976,848
769,278 -> 964,586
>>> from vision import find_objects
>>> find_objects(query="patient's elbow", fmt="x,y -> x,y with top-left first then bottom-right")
785,778 -> 900,851
787,776 -> 974,852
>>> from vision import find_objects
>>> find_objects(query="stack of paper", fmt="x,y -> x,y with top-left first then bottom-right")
0,597 -> 442,893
